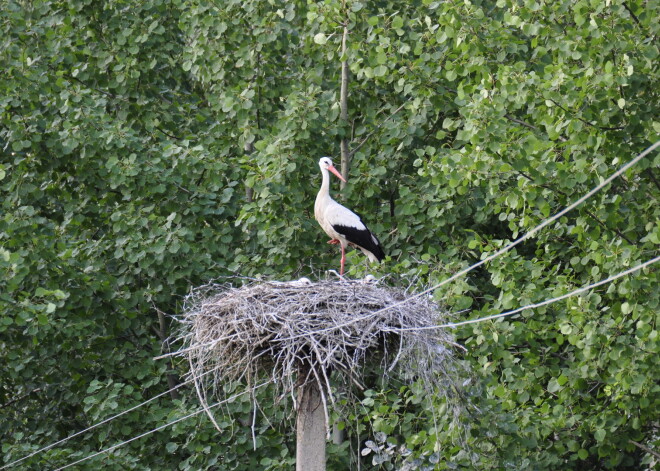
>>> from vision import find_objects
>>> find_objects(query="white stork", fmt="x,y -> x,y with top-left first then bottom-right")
314,157 -> 385,276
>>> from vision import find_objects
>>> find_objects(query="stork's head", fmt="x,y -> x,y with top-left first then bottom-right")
319,157 -> 346,182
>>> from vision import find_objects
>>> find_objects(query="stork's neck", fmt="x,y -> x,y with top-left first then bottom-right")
318,167 -> 332,200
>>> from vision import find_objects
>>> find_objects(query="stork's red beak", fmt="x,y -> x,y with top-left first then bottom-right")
328,164 -> 347,183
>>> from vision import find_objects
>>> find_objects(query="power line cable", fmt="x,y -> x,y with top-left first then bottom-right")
386,254 -> 660,333
52,382 -> 270,471
275,140 -> 660,342
153,332 -> 243,360
4,142 -> 656,467
1,366 -> 220,470
49,256 -> 659,469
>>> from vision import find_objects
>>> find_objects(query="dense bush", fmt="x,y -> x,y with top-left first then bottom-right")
1,0 -> 658,469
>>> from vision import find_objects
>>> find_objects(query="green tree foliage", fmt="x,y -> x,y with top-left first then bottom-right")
1,0 -> 658,469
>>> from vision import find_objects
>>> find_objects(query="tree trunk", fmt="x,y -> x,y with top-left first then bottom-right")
156,310 -> 180,400
339,19 -> 350,192
245,140 -> 254,203
296,380 -> 326,471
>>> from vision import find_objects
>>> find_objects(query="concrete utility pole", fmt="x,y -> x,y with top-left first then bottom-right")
296,377 -> 326,471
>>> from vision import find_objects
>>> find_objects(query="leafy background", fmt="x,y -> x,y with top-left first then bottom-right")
1,0 -> 658,469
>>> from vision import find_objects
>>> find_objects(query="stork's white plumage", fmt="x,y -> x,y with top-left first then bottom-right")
314,157 -> 385,276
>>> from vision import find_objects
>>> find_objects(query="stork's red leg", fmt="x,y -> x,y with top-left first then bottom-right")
340,245 -> 345,276
327,239 -> 340,245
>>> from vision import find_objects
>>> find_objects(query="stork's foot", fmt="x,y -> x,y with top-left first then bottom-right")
327,239 -> 340,245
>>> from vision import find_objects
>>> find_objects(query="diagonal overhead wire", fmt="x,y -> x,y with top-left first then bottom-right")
1,386 -> 182,470
387,254 -> 660,333
274,140 -> 660,342
399,141 -> 659,300
0,366 -> 220,470
52,382 -> 270,471
3,142 -> 657,468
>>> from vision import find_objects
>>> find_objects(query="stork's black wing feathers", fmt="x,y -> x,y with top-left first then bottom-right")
332,223 -> 385,262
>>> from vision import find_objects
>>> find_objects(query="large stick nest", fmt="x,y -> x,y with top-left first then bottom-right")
173,278 -> 464,427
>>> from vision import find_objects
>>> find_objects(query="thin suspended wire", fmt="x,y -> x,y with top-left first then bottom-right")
276,140 -> 660,342
4,142 -> 657,468
53,382 -> 270,471
0,365 -> 220,470
387,254 -> 660,333
50,253 -> 659,470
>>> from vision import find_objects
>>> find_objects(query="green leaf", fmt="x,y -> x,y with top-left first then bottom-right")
547,378 -> 561,393
2,0 -> 658,468
594,429 -> 606,442
391,16 -> 404,29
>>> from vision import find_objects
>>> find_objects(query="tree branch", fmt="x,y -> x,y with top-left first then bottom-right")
644,168 -> 660,193
1,388 -> 42,409
514,169 -> 636,245
504,114 -> 540,131
621,2 -> 642,28
339,14 -> 350,192
245,140 -> 254,203
348,101 -> 408,159
548,99 -> 625,131
629,440 -> 660,460
155,307 -> 181,400
60,72 -> 123,100
156,126 -> 180,140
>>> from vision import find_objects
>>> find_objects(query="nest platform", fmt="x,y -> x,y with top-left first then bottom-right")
173,277 -> 463,428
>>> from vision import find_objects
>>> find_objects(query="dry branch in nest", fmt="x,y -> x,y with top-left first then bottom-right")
171,278 -> 465,432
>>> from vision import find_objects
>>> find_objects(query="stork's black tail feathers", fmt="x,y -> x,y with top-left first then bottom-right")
332,224 -> 385,262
